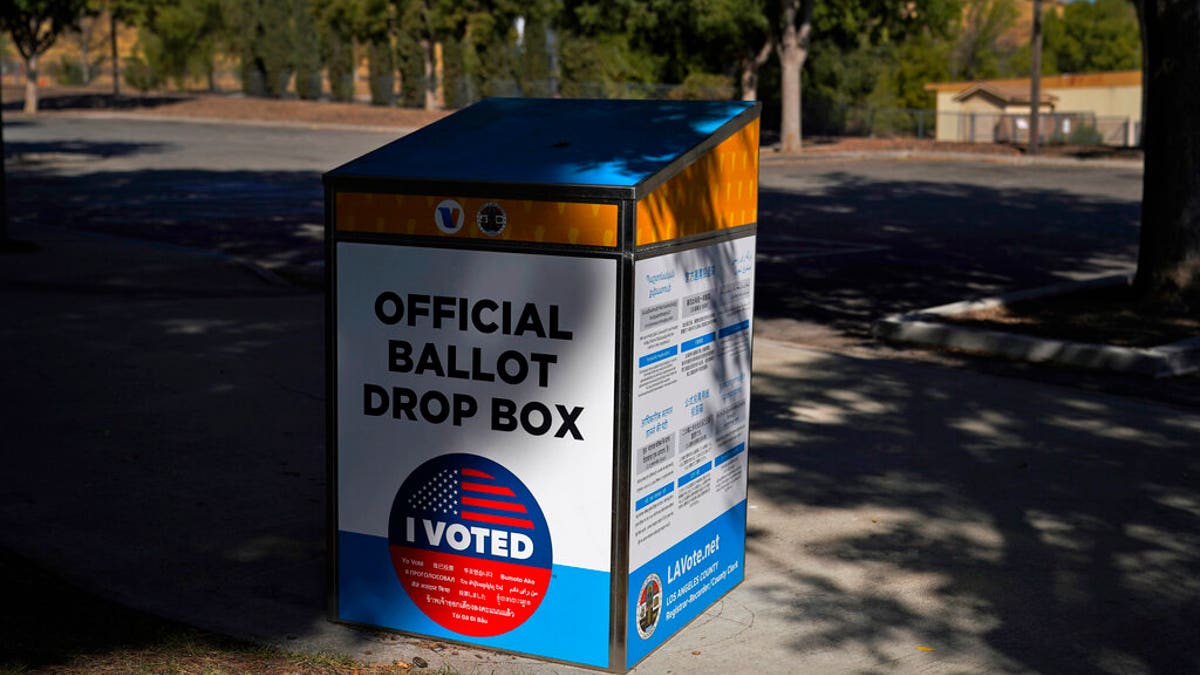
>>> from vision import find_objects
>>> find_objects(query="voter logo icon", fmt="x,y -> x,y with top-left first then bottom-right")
389,453 -> 551,636
434,199 -> 464,234
476,202 -> 507,236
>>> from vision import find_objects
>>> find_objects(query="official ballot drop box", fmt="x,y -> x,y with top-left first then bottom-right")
325,98 -> 760,671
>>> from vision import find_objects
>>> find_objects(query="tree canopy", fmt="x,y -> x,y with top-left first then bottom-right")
1043,0 -> 1141,74
1,0 -> 88,112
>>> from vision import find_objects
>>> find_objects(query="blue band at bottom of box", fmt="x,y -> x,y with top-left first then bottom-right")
626,500 -> 747,667
338,530 -> 610,668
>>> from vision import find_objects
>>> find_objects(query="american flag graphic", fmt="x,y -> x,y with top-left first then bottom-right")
388,453 -> 553,638
408,467 -> 535,530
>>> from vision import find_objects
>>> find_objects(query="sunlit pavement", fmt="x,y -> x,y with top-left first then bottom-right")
3,118 -> 1196,673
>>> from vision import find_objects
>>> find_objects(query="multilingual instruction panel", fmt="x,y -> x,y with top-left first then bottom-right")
626,236 -> 755,666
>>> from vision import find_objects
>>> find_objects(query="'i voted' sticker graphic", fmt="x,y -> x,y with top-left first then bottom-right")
388,453 -> 552,636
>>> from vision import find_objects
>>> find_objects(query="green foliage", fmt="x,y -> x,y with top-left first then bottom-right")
778,0 -> 968,123
1066,122 -> 1104,145
368,40 -> 395,105
393,0 -> 428,107
314,0 -> 354,102
812,0 -> 961,51
516,15 -> 553,95
225,0 -> 311,97
867,34 -> 954,111
132,0 -> 224,90
1,0 -> 88,61
1043,0 -> 1140,74
460,9 -> 517,97
49,52 -> 101,84
557,0 -> 767,95
557,32 -> 660,97
293,0 -> 322,99
122,53 -> 160,90
952,0 -> 1020,80
324,34 -> 354,102
442,35 -> 469,107
396,33 -> 425,107
668,71 -> 734,100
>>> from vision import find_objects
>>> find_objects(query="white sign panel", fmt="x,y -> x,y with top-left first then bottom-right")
335,243 -> 617,666
625,236 -> 755,665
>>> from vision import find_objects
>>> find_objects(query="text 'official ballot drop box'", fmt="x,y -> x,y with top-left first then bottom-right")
325,98 -> 760,671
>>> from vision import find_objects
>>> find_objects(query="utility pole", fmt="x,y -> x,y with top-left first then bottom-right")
1030,0 -> 1043,154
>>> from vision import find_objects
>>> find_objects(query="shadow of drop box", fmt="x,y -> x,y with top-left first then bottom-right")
324,98 -> 760,671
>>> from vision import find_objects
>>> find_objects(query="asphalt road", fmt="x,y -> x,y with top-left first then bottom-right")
756,155 -> 1142,341
6,116 -> 396,270
6,115 -> 1144,340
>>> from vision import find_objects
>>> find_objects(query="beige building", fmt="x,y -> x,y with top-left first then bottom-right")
925,70 -> 1142,146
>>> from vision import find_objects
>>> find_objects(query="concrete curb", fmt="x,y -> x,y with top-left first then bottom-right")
871,274 -> 1200,378
20,109 -> 423,136
761,149 -> 1143,170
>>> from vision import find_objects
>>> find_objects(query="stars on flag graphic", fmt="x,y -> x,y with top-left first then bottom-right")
408,466 -> 535,530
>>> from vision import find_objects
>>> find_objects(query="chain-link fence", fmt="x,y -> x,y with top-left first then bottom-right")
801,105 -> 937,139
441,78 -> 735,105
933,110 -> 1139,147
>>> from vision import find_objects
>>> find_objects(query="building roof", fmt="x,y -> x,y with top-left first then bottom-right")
952,82 -> 1058,105
926,69 -> 1142,93
325,98 -> 758,192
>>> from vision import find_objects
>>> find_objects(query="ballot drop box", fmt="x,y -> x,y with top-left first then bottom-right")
325,98 -> 760,671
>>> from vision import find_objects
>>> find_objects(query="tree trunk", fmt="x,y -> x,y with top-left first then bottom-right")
1135,0 -> 1200,303
24,54 -> 39,114
740,38 -> 772,102
79,32 -> 90,83
111,12 -> 120,97
1028,0 -> 1043,154
779,0 -> 813,154
422,39 -> 438,110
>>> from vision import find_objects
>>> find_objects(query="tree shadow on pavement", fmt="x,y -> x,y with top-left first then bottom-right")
7,139 -> 167,161
746,343 -> 1200,673
756,172 -> 1141,340
2,92 -> 192,113
7,167 -> 326,269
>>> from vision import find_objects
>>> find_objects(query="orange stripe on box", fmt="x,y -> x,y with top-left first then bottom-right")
635,119 -> 759,246
336,193 -> 619,247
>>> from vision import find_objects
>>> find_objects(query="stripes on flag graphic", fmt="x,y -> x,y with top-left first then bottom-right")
389,453 -> 552,636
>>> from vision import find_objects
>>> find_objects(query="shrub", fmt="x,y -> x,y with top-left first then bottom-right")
49,56 -> 92,86
123,56 -> 161,92
1067,123 -> 1105,146
668,72 -> 735,101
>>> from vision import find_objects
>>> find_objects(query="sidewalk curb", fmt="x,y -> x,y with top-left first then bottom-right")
761,149 -> 1144,170
17,109 -> 423,136
871,274 -> 1200,378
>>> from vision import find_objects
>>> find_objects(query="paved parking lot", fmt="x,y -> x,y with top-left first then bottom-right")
6,116 -> 1198,675
6,116 -> 1144,344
